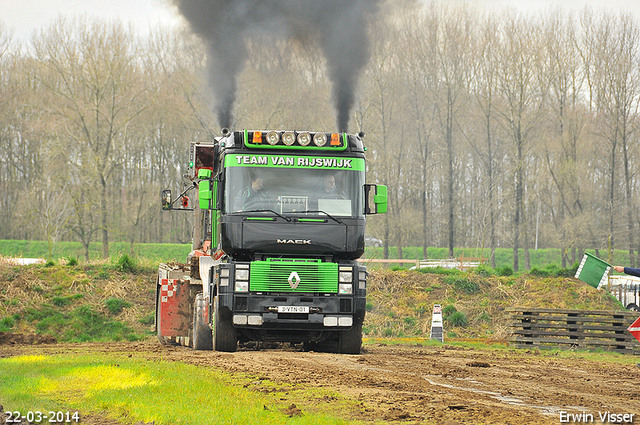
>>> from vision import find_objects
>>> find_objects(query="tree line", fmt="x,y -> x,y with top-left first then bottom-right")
1,1 -> 639,270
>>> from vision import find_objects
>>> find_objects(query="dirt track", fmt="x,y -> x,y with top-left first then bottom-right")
2,340 -> 640,425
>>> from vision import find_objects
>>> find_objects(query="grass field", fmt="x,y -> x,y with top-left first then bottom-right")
1,239 -> 632,270
0,353 -> 356,425
0,240 -> 191,262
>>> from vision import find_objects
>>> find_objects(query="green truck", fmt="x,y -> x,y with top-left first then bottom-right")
156,129 -> 387,353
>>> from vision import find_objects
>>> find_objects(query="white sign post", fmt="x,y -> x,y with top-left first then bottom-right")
430,304 -> 444,342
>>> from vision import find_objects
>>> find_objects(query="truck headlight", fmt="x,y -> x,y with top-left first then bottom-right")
282,131 -> 295,145
235,269 -> 249,281
339,283 -> 353,294
233,315 -> 247,325
247,315 -> 263,326
297,132 -> 311,146
339,271 -> 352,283
338,316 -> 353,327
314,132 -> 327,146
235,280 -> 249,292
266,131 -> 279,145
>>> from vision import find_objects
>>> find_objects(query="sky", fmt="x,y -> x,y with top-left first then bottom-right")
0,0 -> 183,43
466,0 -> 640,17
1,0 -> 640,44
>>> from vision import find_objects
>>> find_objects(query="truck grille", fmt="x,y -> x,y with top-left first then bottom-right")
250,259 -> 338,293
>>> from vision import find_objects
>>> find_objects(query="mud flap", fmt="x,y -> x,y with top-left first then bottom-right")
159,279 -> 190,337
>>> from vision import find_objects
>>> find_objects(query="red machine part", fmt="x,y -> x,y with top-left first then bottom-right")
159,278 -> 190,337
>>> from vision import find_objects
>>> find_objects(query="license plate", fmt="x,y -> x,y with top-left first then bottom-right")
277,306 -> 309,313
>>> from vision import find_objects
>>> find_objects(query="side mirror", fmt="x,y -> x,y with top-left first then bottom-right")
364,184 -> 388,214
162,190 -> 172,210
198,169 -> 214,210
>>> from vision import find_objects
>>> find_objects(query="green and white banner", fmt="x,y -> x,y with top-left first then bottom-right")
225,154 -> 365,171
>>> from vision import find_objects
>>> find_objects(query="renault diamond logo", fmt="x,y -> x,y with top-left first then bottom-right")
288,272 -> 301,289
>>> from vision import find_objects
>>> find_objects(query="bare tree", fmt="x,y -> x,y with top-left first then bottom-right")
6,7 -> 640,268
401,4 -> 440,259
495,12 -> 546,271
612,16 -> 640,266
363,13 -> 401,259
33,18 -> 154,258
411,5 -> 473,258
581,12 -> 640,264
34,178 -> 73,260
541,10 -> 589,267
469,14 -> 501,267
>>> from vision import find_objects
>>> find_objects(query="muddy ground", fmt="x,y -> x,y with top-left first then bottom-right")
1,340 -> 639,425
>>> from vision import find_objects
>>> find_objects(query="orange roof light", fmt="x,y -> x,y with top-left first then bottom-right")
330,133 -> 340,146
253,131 -> 262,144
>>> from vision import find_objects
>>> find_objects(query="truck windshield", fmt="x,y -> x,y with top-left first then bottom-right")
224,155 -> 365,218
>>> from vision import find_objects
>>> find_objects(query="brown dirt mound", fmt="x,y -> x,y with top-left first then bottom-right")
365,269 -> 623,339
0,332 -> 56,345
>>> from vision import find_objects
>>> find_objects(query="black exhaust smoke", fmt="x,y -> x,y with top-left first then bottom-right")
171,0 -> 380,131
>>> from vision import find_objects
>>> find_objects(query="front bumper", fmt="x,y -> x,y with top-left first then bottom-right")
227,293 -> 364,330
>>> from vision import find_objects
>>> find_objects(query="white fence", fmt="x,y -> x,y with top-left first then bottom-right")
0,257 -> 45,265
412,258 -> 484,271
359,257 -> 484,271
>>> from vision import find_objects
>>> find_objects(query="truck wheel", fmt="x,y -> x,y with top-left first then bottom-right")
338,320 -> 363,354
213,296 -> 237,352
626,303 -> 639,312
192,293 -> 213,350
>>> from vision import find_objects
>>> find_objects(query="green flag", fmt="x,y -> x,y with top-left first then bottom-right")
574,252 -> 611,289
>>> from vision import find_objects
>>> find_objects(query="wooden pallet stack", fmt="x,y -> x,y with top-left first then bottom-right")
507,308 -> 640,354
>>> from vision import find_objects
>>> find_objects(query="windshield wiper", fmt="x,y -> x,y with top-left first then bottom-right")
233,209 -> 293,222
299,210 -> 344,224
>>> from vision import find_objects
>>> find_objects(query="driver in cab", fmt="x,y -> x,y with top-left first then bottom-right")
236,176 -> 267,210
320,174 -> 344,199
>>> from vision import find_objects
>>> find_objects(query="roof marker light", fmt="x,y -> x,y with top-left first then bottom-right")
330,133 -> 340,146
253,131 -> 262,144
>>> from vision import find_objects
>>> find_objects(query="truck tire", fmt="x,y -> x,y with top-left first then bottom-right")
192,293 -> 213,350
212,296 -> 237,352
338,320 -> 363,354
626,303 -> 639,312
